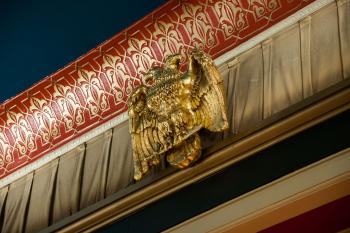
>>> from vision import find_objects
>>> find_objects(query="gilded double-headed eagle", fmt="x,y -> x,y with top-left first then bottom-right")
128,48 -> 228,180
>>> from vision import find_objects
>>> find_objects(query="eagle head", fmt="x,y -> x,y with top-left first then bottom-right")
164,53 -> 181,71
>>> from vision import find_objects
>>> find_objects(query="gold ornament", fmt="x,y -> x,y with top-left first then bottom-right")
128,48 -> 228,180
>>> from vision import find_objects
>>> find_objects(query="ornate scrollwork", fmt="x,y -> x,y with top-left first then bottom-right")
0,0 -> 309,179
128,49 -> 228,180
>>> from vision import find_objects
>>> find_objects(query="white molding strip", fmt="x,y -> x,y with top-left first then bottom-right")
165,147 -> 350,233
215,0 -> 334,66
0,112 -> 128,188
0,0 -> 334,189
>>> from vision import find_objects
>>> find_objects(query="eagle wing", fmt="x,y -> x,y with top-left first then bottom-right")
128,85 -> 173,180
191,49 -> 228,132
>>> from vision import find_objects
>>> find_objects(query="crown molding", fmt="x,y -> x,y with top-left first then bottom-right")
0,0 -> 321,183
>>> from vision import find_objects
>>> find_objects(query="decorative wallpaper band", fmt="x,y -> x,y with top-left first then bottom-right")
0,0 -> 317,180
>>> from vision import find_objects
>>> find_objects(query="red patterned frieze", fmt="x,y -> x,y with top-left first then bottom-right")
0,0 -> 315,179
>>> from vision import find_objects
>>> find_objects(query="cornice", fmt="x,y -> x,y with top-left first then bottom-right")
0,0 -> 323,184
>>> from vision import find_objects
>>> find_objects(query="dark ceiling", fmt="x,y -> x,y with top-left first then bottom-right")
0,0 -> 167,103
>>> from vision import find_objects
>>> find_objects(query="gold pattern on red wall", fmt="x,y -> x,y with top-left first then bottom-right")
0,0 -> 314,178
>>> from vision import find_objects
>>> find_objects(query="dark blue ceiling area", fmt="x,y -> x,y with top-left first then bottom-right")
0,0 -> 167,103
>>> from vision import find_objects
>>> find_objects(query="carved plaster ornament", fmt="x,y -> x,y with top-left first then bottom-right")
128,48 -> 228,180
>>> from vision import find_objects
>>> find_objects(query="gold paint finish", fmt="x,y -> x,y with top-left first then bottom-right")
128,49 -> 228,180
